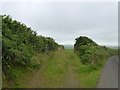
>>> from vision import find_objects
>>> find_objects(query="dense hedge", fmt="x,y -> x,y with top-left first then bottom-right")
74,36 -> 109,65
2,15 -> 62,79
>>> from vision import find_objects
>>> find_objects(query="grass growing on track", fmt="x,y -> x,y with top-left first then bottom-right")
3,49 -> 108,88
39,50 -> 68,88
3,50 -> 68,88
65,49 -> 105,88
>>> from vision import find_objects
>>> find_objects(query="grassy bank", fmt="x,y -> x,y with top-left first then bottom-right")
65,48 -> 118,88
65,49 -> 107,88
3,50 -> 67,88
3,49 -> 117,88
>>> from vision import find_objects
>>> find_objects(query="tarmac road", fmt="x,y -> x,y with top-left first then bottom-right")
97,56 -> 118,88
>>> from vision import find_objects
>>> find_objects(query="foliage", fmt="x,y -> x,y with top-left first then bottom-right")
2,15 -> 61,79
74,36 -> 97,52
74,36 -> 110,65
2,49 -> 105,88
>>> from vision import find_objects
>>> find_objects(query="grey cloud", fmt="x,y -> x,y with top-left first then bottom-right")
1,2 -> 118,46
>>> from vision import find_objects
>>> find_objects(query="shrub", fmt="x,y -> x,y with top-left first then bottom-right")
2,15 -> 62,79
74,36 -> 109,65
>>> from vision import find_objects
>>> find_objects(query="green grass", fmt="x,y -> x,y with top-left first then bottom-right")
64,49 -> 105,88
3,50 -> 68,88
40,50 -> 67,87
74,63 -> 104,88
3,49 -> 113,88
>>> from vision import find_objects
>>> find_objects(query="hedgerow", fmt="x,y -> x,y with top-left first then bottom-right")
2,15 -> 62,79
74,36 -> 110,65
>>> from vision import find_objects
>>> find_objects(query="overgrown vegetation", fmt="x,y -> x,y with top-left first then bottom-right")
74,36 -> 117,65
74,36 -> 118,87
2,15 -> 63,80
2,15 -> 118,88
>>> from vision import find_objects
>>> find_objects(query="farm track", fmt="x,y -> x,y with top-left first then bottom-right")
14,50 -> 81,88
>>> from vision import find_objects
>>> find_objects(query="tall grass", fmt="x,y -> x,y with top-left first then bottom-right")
65,49 -> 117,88
3,49 -> 118,88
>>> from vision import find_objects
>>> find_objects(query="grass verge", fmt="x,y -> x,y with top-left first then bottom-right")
3,49 -> 118,88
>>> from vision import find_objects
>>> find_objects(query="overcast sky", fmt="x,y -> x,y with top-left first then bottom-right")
1,1 -> 118,46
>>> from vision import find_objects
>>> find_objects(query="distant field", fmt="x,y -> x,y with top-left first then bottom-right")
63,44 -> 74,49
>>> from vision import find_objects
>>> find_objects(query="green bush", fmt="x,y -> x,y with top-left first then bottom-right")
2,15 -> 62,79
74,36 -> 110,65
